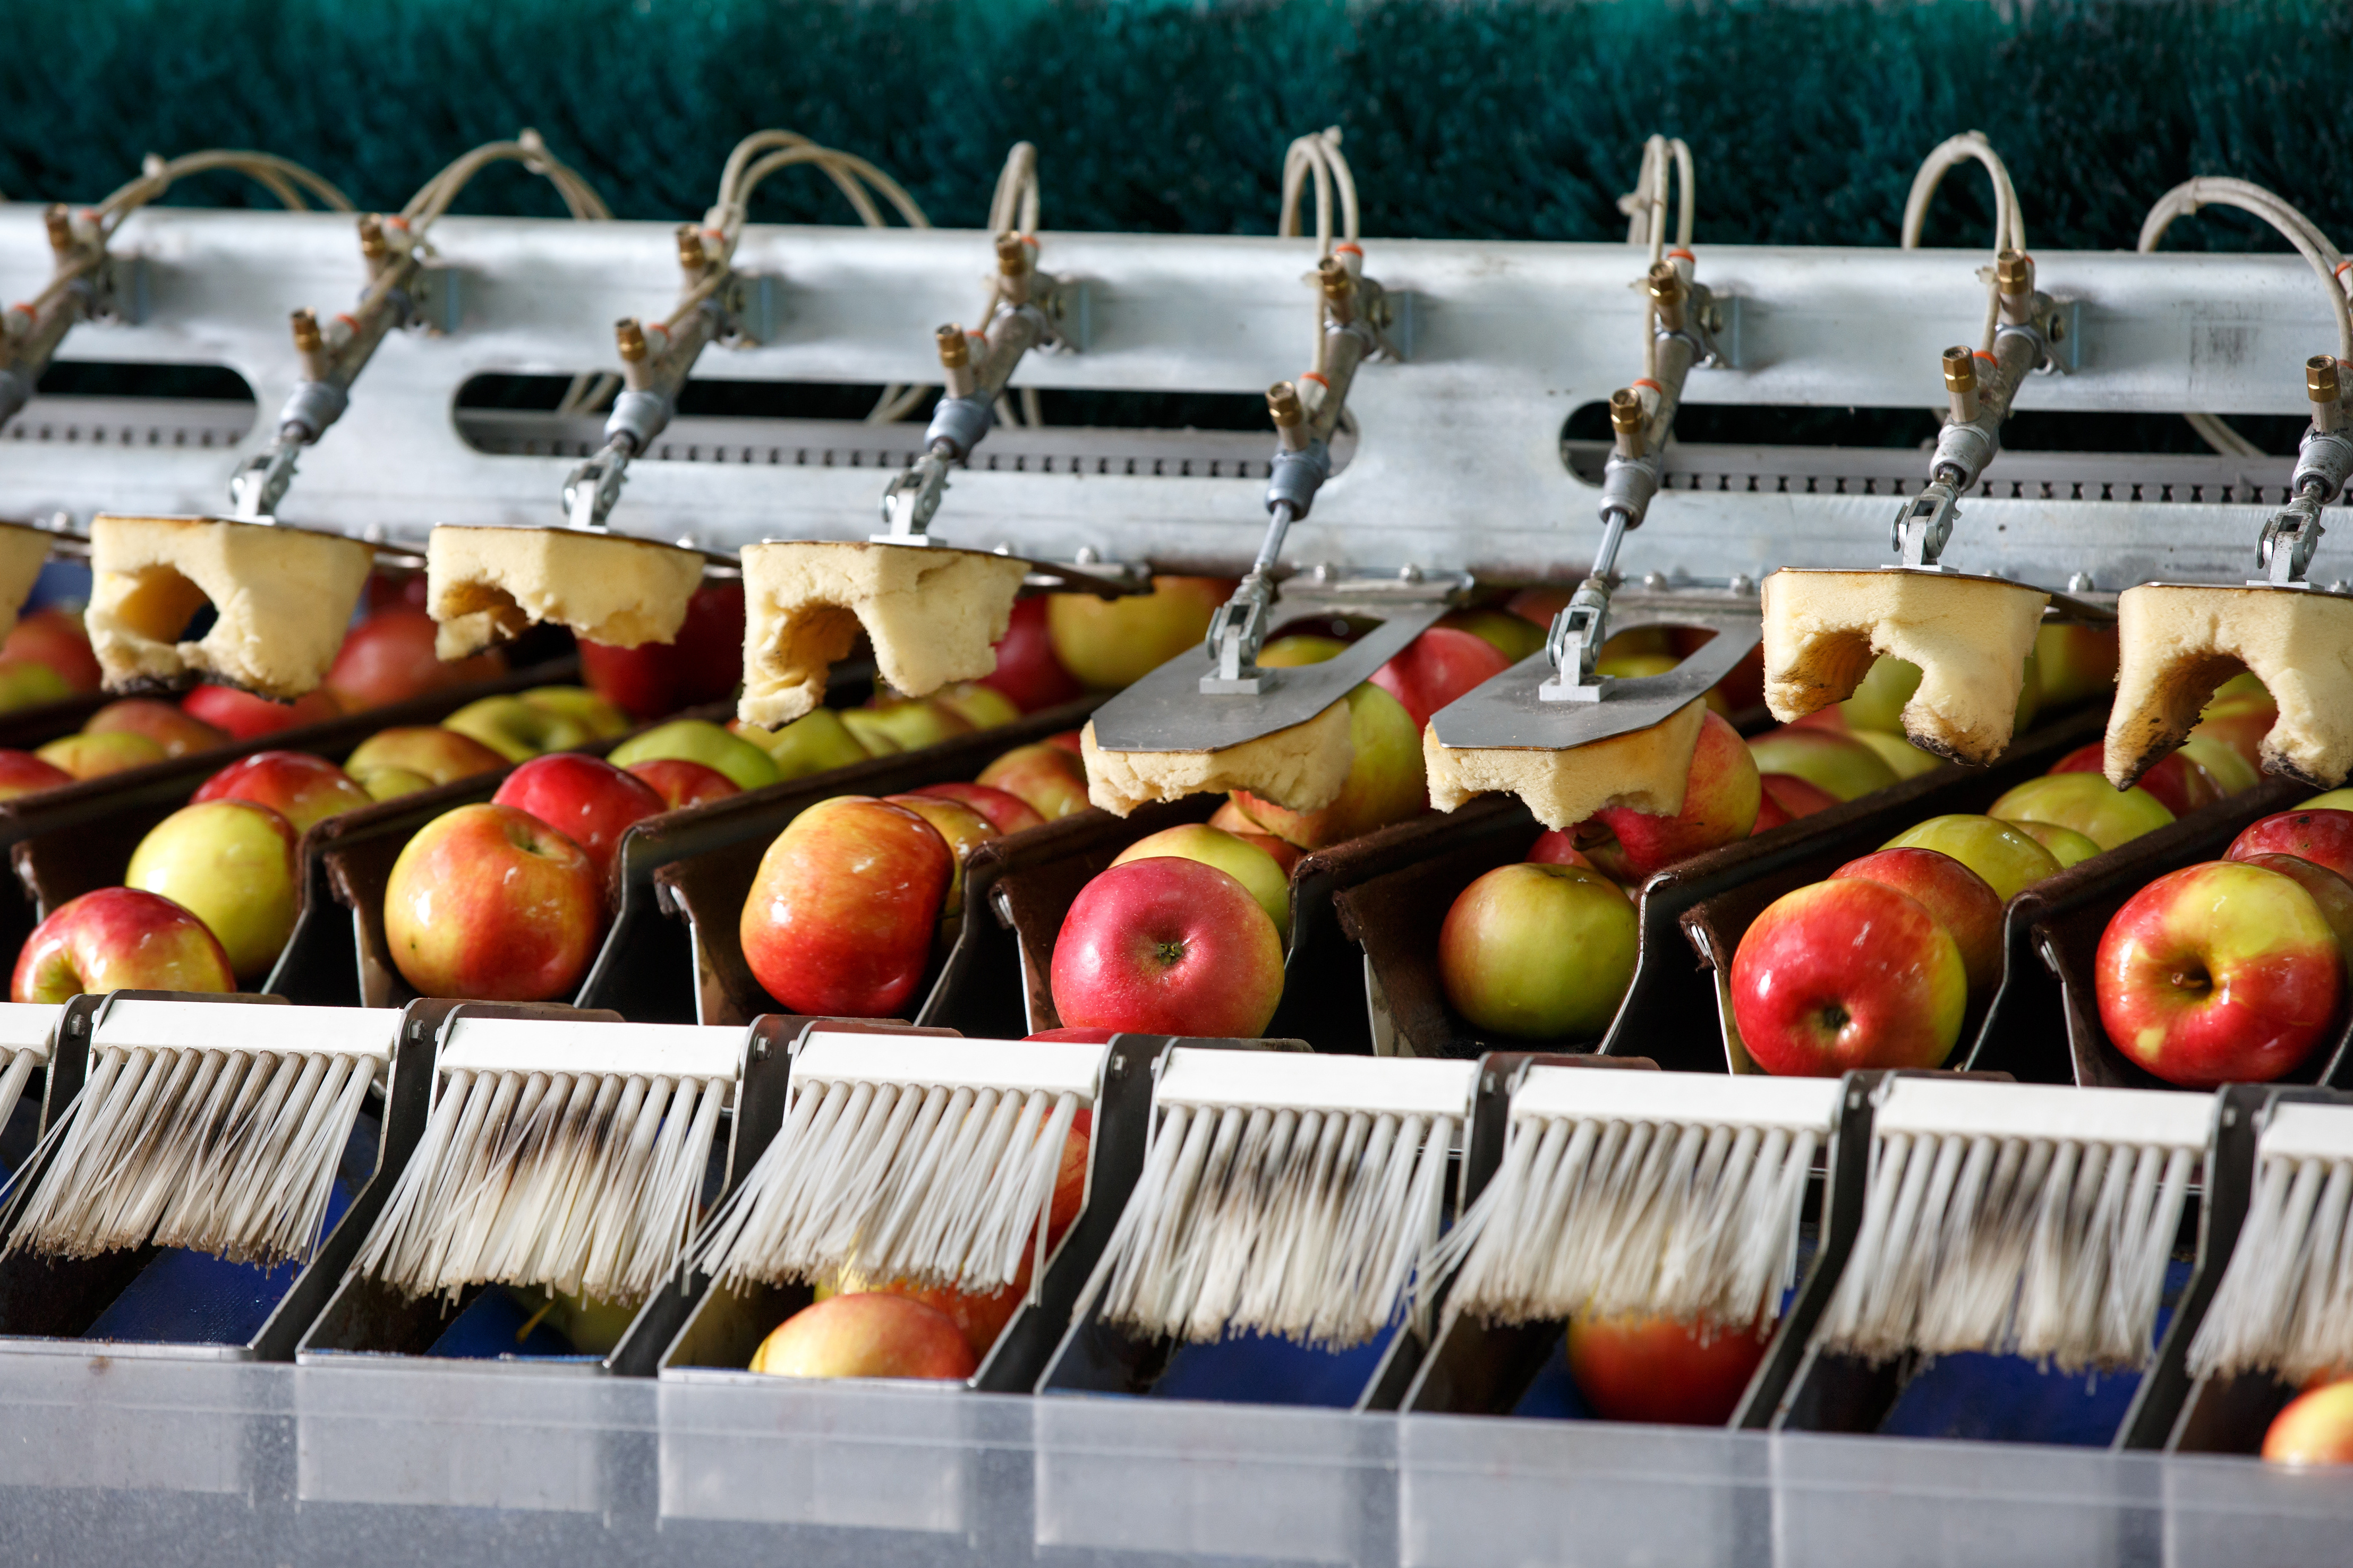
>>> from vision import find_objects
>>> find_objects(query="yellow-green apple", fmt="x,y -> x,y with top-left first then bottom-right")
911,781 -> 1044,835
1990,772 -> 2174,851
1761,772 -> 1840,822
38,730 -> 165,779
2226,809 -> 2353,882
441,694 -> 593,762
11,885 -> 235,1002
844,696 -> 974,755
0,658 -> 69,712
1525,830 -> 1595,869
2094,859 -> 2340,1086
1233,683 -> 1426,850
326,604 -> 504,710
1206,798 -> 1305,875
2,605 -> 101,692
1828,655 -> 1923,733
1567,1315 -> 1770,1426
2264,1380 -> 2353,1464
1257,632 -> 1346,666
0,749 -> 73,801
2215,671 -> 2271,703
1830,846 -> 2005,999
1438,862 -> 1636,1039
1113,822 -> 1292,940
1437,607 -> 1544,663
182,683 -> 340,741
1850,729 -> 1943,780
1050,857 -> 1283,1036
2034,622 -> 2119,708
930,681 -> 1022,731
740,796 -> 952,1015
1596,649 -> 1734,716
978,593 -> 1081,713
1729,879 -> 1967,1074
731,708 -> 869,778
2306,789 -> 2353,813
884,792 -> 998,926
577,581 -> 744,719
2194,684 -> 2278,772
519,685 -> 631,741
2051,741 -> 2220,818
626,757 -> 739,809
2182,735 -> 2260,795
1881,815 -> 2062,902
1588,709 -> 1760,880
353,765 -> 434,802
492,753 -> 668,887
2238,853 -> 2353,988
2009,818 -> 2101,868
383,802 -> 602,1000
84,698 -> 228,759
1746,728 -> 1899,802
344,725 -> 508,786
1371,626 -> 1514,730
748,1292 -> 977,1380
192,750 -> 373,834
979,741 -> 1090,821
125,800 -> 300,980
609,718 -> 781,792
1046,576 -> 1234,689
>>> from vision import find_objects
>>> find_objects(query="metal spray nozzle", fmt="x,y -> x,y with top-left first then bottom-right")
615,318 -> 648,363
1996,249 -> 2033,298
1646,260 -> 1685,333
42,205 -> 72,254
289,309 -> 323,355
357,215 -> 388,262
1943,345 -> 1980,423
2312,355 -> 2346,435
1608,387 -> 1645,459
936,324 -> 970,370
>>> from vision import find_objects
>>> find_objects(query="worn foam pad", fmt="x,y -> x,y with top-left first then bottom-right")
1423,696 -> 1706,830
1080,701 -> 1353,818
2107,582 -> 2353,790
427,525 -> 706,659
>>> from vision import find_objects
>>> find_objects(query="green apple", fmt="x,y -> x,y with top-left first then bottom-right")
2181,734 -> 2261,796
0,657 -> 71,713
1989,772 -> 2173,852
1881,814 -> 2062,903
1746,728 -> 1899,801
1850,728 -> 1943,780
732,710 -> 871,778
843,696 -> 973,755
1233,682 -> 1426,850
38,729 -> 166,779
930,681 -> 1022,731
2304,787 -> 2353,812
2007,818 -> 2101,869
353,765 -> 436,802
2214,671 -> 2270,704
520,685 -> 632,740
1839,650 -> 2039,737
2034,623 -> 2119,708
1257,634 -> 1346,667
442,695 -> 594,762
609,718 -> 780,792
1438,861 -> 1638,1039
1113,822 -> 1292,940
125,799 -> 299,980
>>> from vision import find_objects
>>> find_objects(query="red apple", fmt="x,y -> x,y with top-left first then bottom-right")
1525,829 -> 1593,870
0,749 -> 73,802
192,750 -> 374,834
83,698 -> 230,759
2265,1380 -> 2353,1464
1369,626 -> 1513,730
493,753 -> 668,888
344,725 -> 510,787
1112,822 -> 1291,939
1049,857 -> 1283,1037
1046,577 -> 1233,689
1046,730 -> 1084,755
1750,791 -> 1791,835
1760,773 -> 1841,821
125,800 -> 300,980
2194,691 -> 2278,771
1435,608 -> 1544,663
910,781 -> 1045,836
1204,798 -> 1305,873
749,1292 -> 977,1380
383,802 -> 603,1001
1591,709 -> 1761,880
626,757 -> 739,810
2238,853 -> 2353,988
1506,585 -> 1572,626
740,796 -> 953,1015
978,742 -> 1091,821
183,683 -> 340,741
577,581 -> 746,721
1,605 -> 101,692
1439,861 -> 1637,1039
326,604 -> 507,711
2051,741 -> 2221,819
2096,859 -> 2341,1087
2227,810 -> 2353,884
980,594 -> 1083,712
1567,1315 -> 1770,1426
12,885 -> 236,1002
1729,879 -> 1968,1075
1829,847 -> 2005,999
1026,1026 -> 1119,1042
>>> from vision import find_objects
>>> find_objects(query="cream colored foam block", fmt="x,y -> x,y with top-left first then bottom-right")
0,525 -> 52,645
2107,583 -> 2353,789
1081,702 -> 1353,818
738,542 -> 1029,729
87,515 -> 373,698
1762,568 -> 2048,766
428,526 -> 705,659
1424,697 -> 1706,829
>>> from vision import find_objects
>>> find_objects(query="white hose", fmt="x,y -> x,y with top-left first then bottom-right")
1901,131 -> 2025,353
1278,127 -> 1359,257
1624,134 -> 1696,376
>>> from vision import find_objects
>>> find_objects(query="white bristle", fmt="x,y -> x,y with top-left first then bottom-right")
0,1047 -> 41,1144
2187,1103 -> 2353,1383
1817,1080 -> 2206,1373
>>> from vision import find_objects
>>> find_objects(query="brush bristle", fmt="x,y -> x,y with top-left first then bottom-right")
3,1043 -> 376,1266
2188,1149 -> 2353,1384
356,1067 -> 725,1306
1423,1110 -> 1815,1335
1071,1103 -> 1454,1350
1820,1128 -> 2193,1373
691,1079 -> 1080,1299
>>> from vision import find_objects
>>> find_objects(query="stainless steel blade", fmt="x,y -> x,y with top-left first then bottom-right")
1428,612 -> 1761,751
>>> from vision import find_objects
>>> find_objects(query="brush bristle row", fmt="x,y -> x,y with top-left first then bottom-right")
2188,1151 -> 2353,1383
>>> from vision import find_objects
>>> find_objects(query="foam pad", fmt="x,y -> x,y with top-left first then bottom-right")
2107,582 -> 2353,789
1081,701 -> 1353,818
1424,696 -> 1706,829
428,525 -> 705,659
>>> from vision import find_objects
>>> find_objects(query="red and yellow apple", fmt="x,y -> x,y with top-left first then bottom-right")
1760,772 -> 1841,822
182,683 -> 340,740
2238,853 -> 2353,988
1436,607 -> 1544,663
843,695 -> 975,756
930,681 -> 1022,732
1232,682 -> 1426,850
884,792 -> 999,926
2009,818 -> 2102,869
344,725 -> 509,787
1587,709 -> 1760,881
1991,772 -> 2175,852
1849,729 -> 1942,781
82,698 -> 228,759
2226,810 -> 2353,884
2,605 -> 101,692
2265,1380 -> 2353,1464
326,604 -> 505,710
1112,822 -> 1292,939
383,802 -> 603,1000
492,753 -> 669,888
609,717 -> 780,791
578,581 -> 744,719
732,708 -> 869,779
1830,847 -> 2005,999
1370,626 -> 1513,730
626,757 -> 739,810
441,693 -> 593,763
1567,1316 -> 1769,1426
979,593 -> 1083,713
1729,879 -> 1968,1075
38,729 -> 165,779
2051,741 -> 2220,819
125,800 -> 301,980
749,1292 -> 977,1381
2181,734 -> 2261,796
740,796 -> 952,1015
978,741 -> 1091,821
1050,856 -> 1283,1037
1438,861 -> 1637,1039
11,885 -> 235,1002
2034,622 -> 2119,709
0,749 -> 73,801
1046,576 -> 1234,689
1881,815 -> 2062,903
0,658 -> 69,712
1746,727 -> 1900,802
192,750 -> 374,834
911,781 -> 1045,836
1525,830 -> 1594,870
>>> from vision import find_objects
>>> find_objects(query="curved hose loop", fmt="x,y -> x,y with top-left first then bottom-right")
1902,131 -> 2026,353
1278,127 -> 1359,258
988,142 -> 1041,237
401,130 -> 611,233
1626,134 -> 1698,377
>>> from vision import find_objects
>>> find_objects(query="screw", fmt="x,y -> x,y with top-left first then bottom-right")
1398,563 -> 1423,583
1642,571 -> 1669,590
1075,545 -> 1101,564
1729,573 -> 1756,595
2067,571 -> 2095,593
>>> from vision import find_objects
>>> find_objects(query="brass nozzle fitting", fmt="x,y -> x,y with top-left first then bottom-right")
1943,345 -> 1981,423
676,225 -> 706,272
42,204 -> 72,254
1608,387 -> 1645,459
1996,248 -> 2033,297
289,309 -> 323,354
995,232 -> 1028,275
936,324 -> 970,370
1646,260 -> 1685,332
1268,380 -> 1304,428
2308,354 -> 2341,405
357,215 -> 388,262
615,318 -> 648,363
1318,255 -> 1353,301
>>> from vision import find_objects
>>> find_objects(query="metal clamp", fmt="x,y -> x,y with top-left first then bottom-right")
1200,571 -> 1277,693
1890,481 -> 1963,569
1537,575 -> 1617,703
875,449 -> 954,544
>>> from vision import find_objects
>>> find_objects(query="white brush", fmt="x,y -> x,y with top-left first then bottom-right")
1423,1069 -> 1839,1337
690,1031 -> 1104,1300
4,1000 -> 393,1266
2187,1097 -> 2353,1384
0,1002 -> 60,1150
1817,1078 -> 2209,1373
1070,1050 -> 1474,1351
355,1016 -> 740,1307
